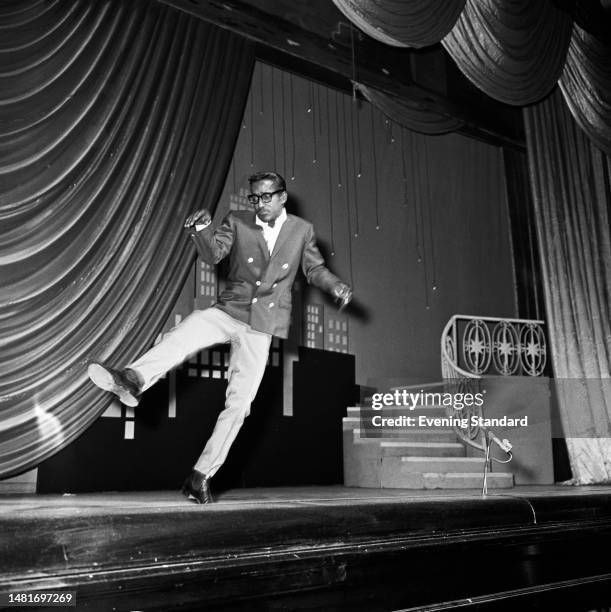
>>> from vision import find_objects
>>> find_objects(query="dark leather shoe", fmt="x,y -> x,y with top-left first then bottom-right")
181,469 -> 214,504
87,362 -> 142,407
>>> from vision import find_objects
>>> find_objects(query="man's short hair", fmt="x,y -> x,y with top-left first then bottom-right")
248,171 -> 286,192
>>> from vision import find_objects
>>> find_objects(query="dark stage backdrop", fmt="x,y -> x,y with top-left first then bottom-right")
0,0 -> 254,478
209,61 -> 517,386
37,347 -> 355,492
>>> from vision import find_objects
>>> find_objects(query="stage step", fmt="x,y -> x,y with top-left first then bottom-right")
385,456 -> 485,474
343,416 -> 456,434
380,441 -> 466,458
365,379 -> 446,393
389,381 -> 446,392
381,471 -> 514,490
343,382 -> 516,490
352,428 -> 459,442
343,430 -> 514,489
346,417 -> 459,442
347,406 -> 447,416
359,385 -> 377,403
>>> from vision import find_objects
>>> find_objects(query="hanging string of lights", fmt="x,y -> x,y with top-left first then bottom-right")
369,104 -> 380,230
400,126 -> 409,210
270,65 -> 277,170
335,90 -> 343,189
325,87 -> 336,257
342,95 -> 355,287
416,138 -> 431,309
308,80 -> 318,164
409,135 -> 428,307
281,69 -> 287,177
259,63 -> 264,117
290,73 -> 296,180
250,81 -> 255,167
423,140 -> 437,294
350,98 -> 360,238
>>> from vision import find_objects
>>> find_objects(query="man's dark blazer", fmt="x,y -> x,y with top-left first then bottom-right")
189,210 -> 341,338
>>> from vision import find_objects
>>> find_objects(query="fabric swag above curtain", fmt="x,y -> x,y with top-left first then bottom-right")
333,0 -> 611,155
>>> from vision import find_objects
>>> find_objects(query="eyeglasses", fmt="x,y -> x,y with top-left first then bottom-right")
247,189 -> 284,206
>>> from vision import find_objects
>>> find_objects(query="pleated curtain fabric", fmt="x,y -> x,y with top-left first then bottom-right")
524,92 -> 611,484
333,0 -> 611,149
0,0 -> 254,477
559,21 -> 611,157
352,83 -> 464,135
441,0 -> 573,106
332,0 -> 467,48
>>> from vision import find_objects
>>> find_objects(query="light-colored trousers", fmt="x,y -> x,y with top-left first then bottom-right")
128,307 -> 272,478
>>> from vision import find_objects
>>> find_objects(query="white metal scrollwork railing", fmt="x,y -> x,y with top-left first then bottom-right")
441,315 -> 546,452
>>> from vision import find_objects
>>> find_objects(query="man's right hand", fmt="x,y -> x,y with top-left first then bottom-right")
184,209 -> 211,229
333,282 -> 353,310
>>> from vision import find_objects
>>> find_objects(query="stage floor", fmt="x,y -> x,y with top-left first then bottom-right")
3,485 -> 611,611
2,483 -> 611,517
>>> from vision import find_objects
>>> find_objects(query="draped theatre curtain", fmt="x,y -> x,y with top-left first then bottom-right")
353,83 -> 464,135
524,92 -> 611,484
442,0 -> 572,106
333,0 -> 611,151
0,0 -> 254,478
559,20 -> 611,157
331,0 -> 467,48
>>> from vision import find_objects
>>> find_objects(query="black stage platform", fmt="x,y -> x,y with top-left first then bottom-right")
2,485 -> 611,611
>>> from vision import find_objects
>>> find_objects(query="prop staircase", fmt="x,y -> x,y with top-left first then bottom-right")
343,315 -> 547,489
343,384 -> 514,489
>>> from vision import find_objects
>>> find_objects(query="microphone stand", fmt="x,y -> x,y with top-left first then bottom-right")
481,428 -> 513,497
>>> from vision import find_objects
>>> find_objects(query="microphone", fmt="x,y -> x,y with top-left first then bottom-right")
482,427 -> 512,454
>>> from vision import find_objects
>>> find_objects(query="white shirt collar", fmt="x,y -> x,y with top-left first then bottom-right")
255,207 -> 287,230
255,208 -> 287,254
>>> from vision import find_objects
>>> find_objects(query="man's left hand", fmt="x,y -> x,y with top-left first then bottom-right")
333,282 -> 353,308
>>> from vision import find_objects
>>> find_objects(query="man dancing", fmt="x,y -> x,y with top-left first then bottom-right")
88,171 -> 352,504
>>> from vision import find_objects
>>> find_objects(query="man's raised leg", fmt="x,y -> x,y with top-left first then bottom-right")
88,307 -> 235,405
127,308 -> 236,392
